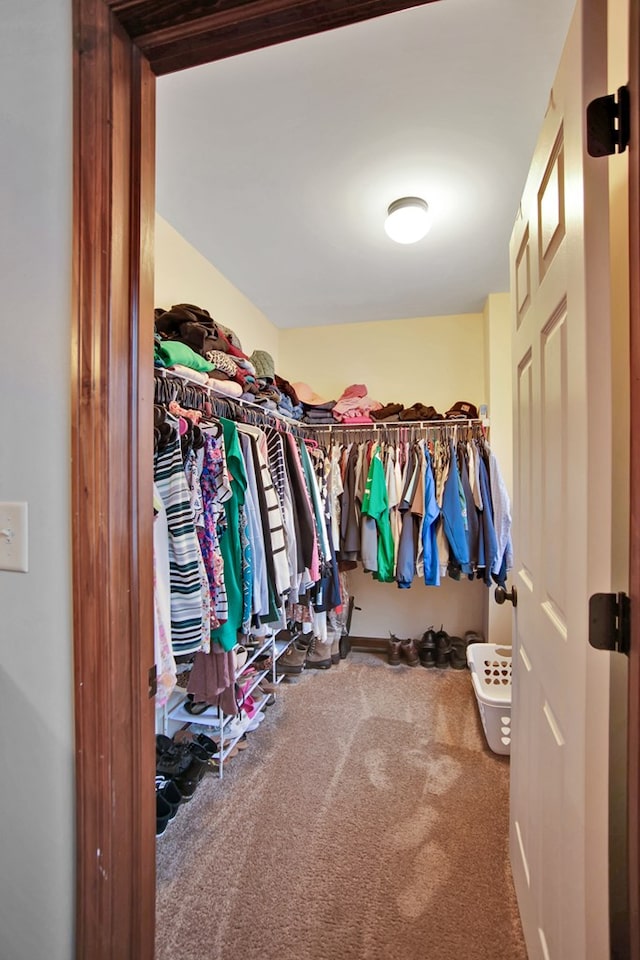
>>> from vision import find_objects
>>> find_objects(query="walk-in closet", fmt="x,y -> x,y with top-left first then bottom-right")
4,0 -> 634,959
147,4 -> 578,959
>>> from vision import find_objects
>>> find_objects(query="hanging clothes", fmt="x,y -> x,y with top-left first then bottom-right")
361,443 -> 395,582
314,423 -> 512,591
154,417 -> 204,655
210,417 -> 248,652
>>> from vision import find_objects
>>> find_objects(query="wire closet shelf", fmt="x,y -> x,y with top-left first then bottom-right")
154,368 -> 488,443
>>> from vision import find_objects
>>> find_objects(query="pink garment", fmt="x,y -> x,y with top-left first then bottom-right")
332,383 -> 382,421
341,384 -> 367,399
341,415 -> 374,424
187,644 -> 239,716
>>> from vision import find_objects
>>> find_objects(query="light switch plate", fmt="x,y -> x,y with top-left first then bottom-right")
0,502 -> 29,573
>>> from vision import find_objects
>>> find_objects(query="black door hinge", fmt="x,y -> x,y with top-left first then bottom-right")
587,85 -> 630,157
589,592 -> 630,655
148,664 -> 158,699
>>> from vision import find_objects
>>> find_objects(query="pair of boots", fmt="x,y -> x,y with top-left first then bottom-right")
388,633 -> 420,667
276,627 -> 336,676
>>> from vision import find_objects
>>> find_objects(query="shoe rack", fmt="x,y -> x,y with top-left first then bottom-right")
163,631 -> 292,778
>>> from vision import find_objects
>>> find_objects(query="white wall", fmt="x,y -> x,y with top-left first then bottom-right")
155,214 -> 280,363
0,3 -> 75,959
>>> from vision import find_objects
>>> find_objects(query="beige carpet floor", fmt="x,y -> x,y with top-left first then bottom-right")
156,652 -> 526,960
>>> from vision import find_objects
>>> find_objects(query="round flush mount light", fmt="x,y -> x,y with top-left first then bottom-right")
384,196 -> 432,244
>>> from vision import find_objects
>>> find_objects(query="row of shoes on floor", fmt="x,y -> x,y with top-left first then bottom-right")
388,628 -> 482,669
276,622 -> 349,676
156,683 -> 276,836
156,731 -> 220,836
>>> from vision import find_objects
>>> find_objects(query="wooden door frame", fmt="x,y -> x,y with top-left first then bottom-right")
72,3 -> 156,956
73,1 -> 640,956
72,3 -> 443,957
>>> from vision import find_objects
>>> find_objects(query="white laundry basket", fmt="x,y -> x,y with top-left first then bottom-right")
467,643 -> 512,755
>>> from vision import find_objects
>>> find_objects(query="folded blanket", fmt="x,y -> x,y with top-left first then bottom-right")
208,379 -> 243,398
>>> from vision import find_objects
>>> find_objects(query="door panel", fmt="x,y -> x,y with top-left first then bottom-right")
627,0 -> 640,952
509,1 -> 612,957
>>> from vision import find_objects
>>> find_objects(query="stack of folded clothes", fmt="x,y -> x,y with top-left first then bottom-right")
293,383 -> 337,424
332,384 -> 382,423
154,303 -> 261,398
399,403 -> 443,421
371,403 -> 405,422
247,352 -> 303,419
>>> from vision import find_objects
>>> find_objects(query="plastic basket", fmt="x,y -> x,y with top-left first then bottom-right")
466,643 -> 512,755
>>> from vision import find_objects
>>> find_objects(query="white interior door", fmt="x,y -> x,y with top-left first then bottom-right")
509,1 -> 613,957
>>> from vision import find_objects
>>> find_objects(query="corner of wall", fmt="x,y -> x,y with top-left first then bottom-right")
484,292 -> 514,646
154,213 -> 282,364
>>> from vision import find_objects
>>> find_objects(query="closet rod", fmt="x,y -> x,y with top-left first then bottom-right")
154,367 -> 313,435
314,418 -> 488,432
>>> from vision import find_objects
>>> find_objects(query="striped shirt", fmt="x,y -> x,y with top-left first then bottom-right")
154,423 -> 204,655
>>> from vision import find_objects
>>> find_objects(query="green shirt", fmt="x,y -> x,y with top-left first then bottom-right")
361,446 -> 395,583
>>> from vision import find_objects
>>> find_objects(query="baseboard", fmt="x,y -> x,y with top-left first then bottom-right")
349,636 -> 388,654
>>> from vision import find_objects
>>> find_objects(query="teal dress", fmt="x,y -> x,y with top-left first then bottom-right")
212,418 -> 248,651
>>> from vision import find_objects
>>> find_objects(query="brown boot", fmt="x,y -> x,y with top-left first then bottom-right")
304,637 -> 333,669
276,641 -> 309,675
327,612 -> 342,665
400,638 -> 420,667
388,634 -> 402,666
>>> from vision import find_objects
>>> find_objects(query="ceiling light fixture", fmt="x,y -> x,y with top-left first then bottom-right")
384,196 -> 431,244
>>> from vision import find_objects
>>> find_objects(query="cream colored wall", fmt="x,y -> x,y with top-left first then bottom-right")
278,312 -> 485,413
483,293 -> 513,647
280,312 -> 492,640
0,3 -> 75,958
155,214 -> 280,363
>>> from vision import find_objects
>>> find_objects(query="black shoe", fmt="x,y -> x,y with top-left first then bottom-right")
435,627 -> 451,668
156,737 -> 194,777
449,636 -> 468,669
418,627 -> 437,668
156,792 -> 172,837
171,756 -> 208,801
156,776 -> 182,819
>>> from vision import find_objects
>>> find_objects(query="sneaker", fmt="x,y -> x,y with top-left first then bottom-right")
221,717 -> 247,740
155,776 -> 182,820
156,792 -> 172,837
246,712 -> 266,732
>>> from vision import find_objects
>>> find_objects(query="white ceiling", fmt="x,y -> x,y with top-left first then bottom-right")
156,0 -> 576,329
